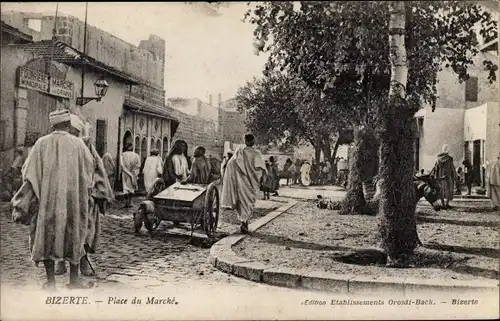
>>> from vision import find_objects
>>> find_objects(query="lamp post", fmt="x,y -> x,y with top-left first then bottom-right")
76,2 -> 110,107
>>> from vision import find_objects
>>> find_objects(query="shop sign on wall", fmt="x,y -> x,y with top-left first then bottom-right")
18,67 -> 74,99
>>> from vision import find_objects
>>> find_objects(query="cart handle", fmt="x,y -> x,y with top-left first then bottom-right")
172,186 -> 203,192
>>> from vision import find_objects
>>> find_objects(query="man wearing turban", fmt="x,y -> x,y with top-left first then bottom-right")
11,109 -> 94,289
54,116 -> 114,277
431,144 -> 456,209
221,133 -> 266,234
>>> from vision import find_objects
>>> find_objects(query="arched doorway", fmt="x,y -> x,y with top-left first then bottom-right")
150,137 -> 155,154
156,139 -> 161,156
140,137 -> 148,162
139,136 -> 148,191
134,136 -> 140,154
123,130 -> 133,151
162,136 -> 169,159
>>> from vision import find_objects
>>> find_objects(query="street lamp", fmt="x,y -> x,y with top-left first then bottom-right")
76,76 -> 110,106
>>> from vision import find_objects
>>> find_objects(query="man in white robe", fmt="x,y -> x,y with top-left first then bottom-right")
221,134 -> 266,234
11,109 -> 94,290
55,117 -> 115,276
121,143 -> 141,208
142,148 -> 163,192
221,150 -> 234,179
301,161 -> 312,186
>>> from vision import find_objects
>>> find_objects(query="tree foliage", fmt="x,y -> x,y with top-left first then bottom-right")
245,1 -> 497,113
235,72 -> 354,160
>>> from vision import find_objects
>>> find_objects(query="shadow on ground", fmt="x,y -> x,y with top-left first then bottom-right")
247,232 -> 499,280
332,248 -> 499,280
423,242 -> 499,259
416,216 -> 498,227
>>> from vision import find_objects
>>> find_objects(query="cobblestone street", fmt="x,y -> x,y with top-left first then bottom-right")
0,196 -> 288,291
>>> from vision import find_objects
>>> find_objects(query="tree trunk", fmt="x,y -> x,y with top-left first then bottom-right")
331,139 -> 340,163
340,125 -> 366,215
321,137 -> 340,165
330,138 -> 341,182
314,143 -> 322,165
378,1 -> 420,267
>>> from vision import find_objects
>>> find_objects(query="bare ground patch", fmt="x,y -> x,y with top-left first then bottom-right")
233,202 -> 499,281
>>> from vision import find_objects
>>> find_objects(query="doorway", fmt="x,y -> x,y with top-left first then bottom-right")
156,139 -> 161,157
472,139 -> 481,185
23,59 -> 66,146
134,136 -> 140,154
136,137 -> 147,192
140,137 -> 148,164
123,130 -> 133,151
95,119 -> 107,157
162,136 -> 169,159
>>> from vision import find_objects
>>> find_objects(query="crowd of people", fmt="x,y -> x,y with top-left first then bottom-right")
8,109 -> 267,289
276,157 -> 350,189
8,111 -> 500,291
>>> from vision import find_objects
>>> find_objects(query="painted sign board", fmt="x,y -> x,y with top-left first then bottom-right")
18,67 -> 74,99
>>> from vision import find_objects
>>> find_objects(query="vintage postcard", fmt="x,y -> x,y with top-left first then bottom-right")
0,1 -> 499,320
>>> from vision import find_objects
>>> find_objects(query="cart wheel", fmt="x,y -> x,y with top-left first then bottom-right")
203,182 -> 220,238
144,212 -> 160,232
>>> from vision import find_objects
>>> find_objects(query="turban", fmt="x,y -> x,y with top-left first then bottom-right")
49,109 -> 71,126
442,144 -> 449,154
70,114 -> 84,133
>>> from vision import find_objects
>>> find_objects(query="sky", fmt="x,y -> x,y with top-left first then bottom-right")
1,2 -> 269,102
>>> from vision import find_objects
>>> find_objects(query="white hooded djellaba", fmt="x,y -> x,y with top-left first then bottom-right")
11,109 -> 94,265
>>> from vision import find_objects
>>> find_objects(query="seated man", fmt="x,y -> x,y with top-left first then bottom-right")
182,146 -> 212,185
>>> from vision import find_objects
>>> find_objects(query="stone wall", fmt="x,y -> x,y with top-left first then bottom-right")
170,107 -> 222,159
219,98 -> 247,145
168,98 -> 223,159
427,54 -> 499,111
0,46 -> 34,172
1,12 -> 166,87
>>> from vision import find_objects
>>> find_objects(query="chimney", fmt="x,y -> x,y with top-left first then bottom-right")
218,93 -> 222,107
209,94 -> 213,106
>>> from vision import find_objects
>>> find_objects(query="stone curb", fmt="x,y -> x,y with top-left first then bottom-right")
209,201 -> 499,294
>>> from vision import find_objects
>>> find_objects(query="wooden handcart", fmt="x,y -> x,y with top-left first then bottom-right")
142,181 -> 221,238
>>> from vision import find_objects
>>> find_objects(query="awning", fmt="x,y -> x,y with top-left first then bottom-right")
123,96 -> 180,137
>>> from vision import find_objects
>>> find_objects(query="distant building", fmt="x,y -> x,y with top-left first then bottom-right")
415,6 -> 499,187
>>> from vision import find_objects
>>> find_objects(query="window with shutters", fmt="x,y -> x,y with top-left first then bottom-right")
465,77 -> 478,102
95,119 -> 107,157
